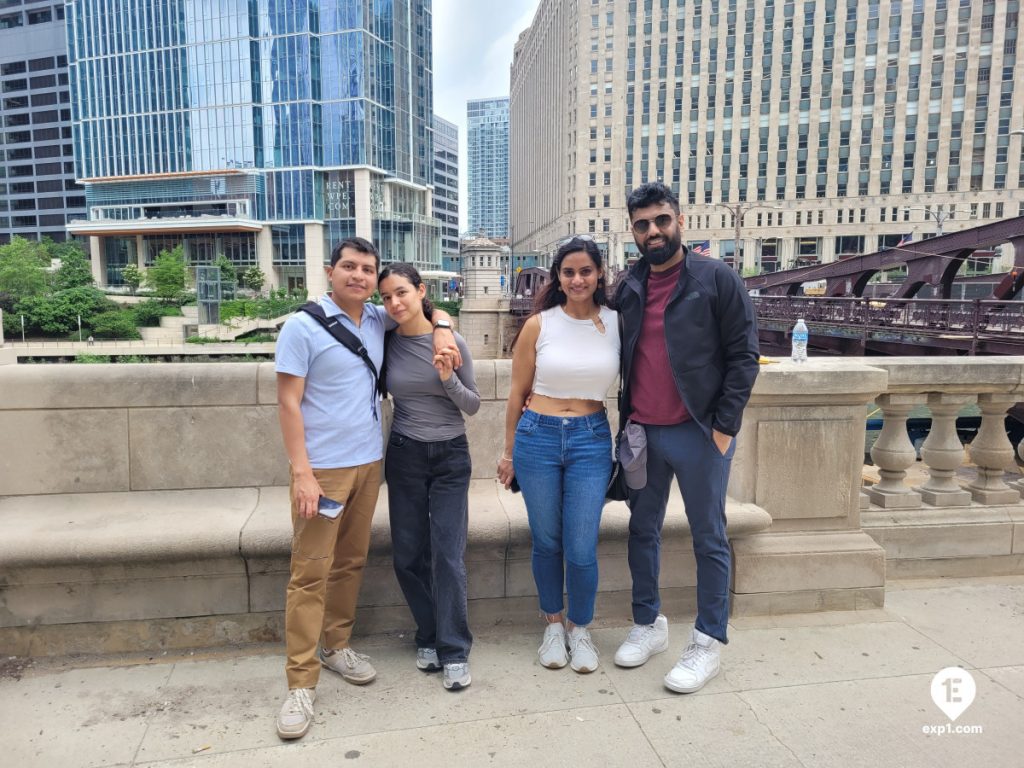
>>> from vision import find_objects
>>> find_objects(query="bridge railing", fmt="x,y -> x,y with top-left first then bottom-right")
753,296 -> 1024,338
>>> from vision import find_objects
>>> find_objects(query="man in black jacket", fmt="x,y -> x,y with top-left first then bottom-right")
612,182 -> 759,693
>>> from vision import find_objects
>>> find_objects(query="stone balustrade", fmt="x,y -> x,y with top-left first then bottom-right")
857,358 -> 1024,578
1,356 -> 1022,654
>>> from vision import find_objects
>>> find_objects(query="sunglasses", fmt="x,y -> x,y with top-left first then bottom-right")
630,213 -> 676,234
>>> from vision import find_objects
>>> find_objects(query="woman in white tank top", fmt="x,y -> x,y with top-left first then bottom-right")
497,237 -> 621,674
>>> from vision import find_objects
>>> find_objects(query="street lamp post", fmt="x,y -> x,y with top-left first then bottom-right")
712,201 -> 778,272
903,205 -> 953,237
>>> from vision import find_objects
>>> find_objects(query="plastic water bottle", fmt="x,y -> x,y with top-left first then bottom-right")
791,318 -> 808,363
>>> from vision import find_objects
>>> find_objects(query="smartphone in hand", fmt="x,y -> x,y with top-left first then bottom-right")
317,496 -> 344,519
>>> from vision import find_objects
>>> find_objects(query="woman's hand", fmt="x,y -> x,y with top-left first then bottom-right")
496,454 -> 516,490
434,349 -> 455,381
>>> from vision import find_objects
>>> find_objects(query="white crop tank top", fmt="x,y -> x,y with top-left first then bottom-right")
533,305 -> 621,402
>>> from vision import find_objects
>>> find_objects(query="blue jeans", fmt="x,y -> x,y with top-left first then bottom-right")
513,410 -> 613,626
627,420 -> 734,644
385,432 -> 473,664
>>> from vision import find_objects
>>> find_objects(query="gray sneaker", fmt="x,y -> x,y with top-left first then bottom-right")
276,687 -> 315,740
443,662 -> 472,690
319,647 -> 377,685
538,622 -> 568,669
416,647 -> 441,672
567,625 -> 600,673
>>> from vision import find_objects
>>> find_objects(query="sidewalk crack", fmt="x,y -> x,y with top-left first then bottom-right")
737,691 -> 809,768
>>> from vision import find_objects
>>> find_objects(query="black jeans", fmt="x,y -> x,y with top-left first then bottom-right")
385,431 -> 473,663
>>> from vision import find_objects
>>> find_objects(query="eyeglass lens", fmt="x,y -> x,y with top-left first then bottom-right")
631,214 -> 674,233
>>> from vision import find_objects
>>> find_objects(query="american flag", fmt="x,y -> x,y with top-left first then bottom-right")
691,240 -> 711,256
895,233 -> 913,248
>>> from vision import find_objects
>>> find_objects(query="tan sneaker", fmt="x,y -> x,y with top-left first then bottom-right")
276,687 -> 315,740
319,647 -> 377,685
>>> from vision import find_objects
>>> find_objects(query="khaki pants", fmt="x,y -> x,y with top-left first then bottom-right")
285,461 -> 381,689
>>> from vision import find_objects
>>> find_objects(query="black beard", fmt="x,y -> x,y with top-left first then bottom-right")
639,232 -> 681,265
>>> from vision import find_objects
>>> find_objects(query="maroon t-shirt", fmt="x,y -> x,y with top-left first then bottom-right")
629,261 -> 691,425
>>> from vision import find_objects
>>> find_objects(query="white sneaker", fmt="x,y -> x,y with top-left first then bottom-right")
276,687 -> 315,740
614,614 -> 669,668
663,627 -> 721,693
319,647 -> 377,685
443,662 -> 472,690
538,622 -> 568,669
416,647 -> 441,672
567,625 -> 600,673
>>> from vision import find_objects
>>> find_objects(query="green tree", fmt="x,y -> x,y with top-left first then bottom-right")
121,263 -> 144,295
146,245 -> 187,302
243,265 -> 266,295
0,237 -> 50,310
214,254 -> 237,284
52,247 -> 95,291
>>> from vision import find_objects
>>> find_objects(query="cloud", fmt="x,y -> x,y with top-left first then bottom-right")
432,0 -> 540,230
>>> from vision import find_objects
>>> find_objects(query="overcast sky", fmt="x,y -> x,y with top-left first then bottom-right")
432,0 -> 540,231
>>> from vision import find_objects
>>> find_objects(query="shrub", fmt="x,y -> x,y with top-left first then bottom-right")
89,309 -> 142,339
15,286 -> 112,335
132,300 -> 183,327
186,335 -> 221,344
235,333 -> 275,344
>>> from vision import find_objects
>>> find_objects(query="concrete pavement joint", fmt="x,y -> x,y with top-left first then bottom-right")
976,666 -> 1024,704
129,662 -> 178,768
736,690 -> 810,768
133,701 -> 641,767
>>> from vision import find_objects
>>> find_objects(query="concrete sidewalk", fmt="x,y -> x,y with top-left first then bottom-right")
2,577 -> 1023,768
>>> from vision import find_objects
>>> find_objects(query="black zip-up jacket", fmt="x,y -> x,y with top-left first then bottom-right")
614,249 -> 760,438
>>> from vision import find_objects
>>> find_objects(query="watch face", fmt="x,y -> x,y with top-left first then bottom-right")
435,320 -> 452,328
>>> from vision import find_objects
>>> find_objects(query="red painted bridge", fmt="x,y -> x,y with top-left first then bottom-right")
745,216 -> 1024,356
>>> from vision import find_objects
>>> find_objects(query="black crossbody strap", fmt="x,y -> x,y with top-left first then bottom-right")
299,302 -> 384,416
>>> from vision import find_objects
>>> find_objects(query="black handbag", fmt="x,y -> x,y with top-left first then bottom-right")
606,311 -> 629,502
605,454 -> 629,501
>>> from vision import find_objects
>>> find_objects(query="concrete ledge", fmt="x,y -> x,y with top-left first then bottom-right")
0,481 -> 772,651
731,531 -> 887,615
862,504 -> 1024,577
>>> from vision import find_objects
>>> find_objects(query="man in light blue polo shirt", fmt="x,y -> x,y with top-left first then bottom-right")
274,236 -> 457,740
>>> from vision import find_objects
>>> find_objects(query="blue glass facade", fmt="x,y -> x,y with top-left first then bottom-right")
66,0 -> 439,281
467,96 -> 509,239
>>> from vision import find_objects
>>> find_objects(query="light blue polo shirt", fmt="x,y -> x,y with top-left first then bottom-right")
275,295 -> 388,469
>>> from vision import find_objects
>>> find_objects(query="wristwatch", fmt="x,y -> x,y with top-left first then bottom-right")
433,319 -> 453,330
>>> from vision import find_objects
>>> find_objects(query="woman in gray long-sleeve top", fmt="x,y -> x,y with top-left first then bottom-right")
378,263 -> 479,692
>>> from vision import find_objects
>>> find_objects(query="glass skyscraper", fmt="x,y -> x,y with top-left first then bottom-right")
432,114 -> 460,271
467,96 -> 509,240
0,2 -> 86,245
66,0 -> 439,291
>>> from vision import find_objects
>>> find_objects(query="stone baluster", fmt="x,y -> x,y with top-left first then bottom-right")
967,393 -> 1022,504
915,393 -> 974,506
867,394 -> 925,508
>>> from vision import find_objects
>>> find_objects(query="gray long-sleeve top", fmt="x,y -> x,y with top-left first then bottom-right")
386,331 -> 480,442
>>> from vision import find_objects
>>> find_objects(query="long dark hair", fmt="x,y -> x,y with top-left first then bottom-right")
378,262 -> 433,320
532,237 -> 609,313
512,237 -> 607,349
